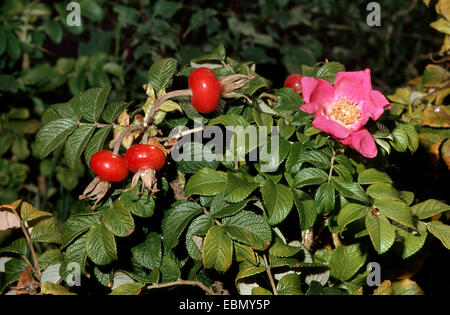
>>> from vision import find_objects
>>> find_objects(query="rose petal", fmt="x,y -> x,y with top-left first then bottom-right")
334,69 -> 372,103
339,129 -> 378,158
312,113 -> 350,139
301,77 -> 335,105
299,103 -> 317,114
369,90 -> 391,121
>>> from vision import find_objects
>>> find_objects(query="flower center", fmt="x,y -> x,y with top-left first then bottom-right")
329,97 -> 362,125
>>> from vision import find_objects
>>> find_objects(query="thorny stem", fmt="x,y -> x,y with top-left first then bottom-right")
263,254 -> 278,295
11,205 -> 41,280
146,279 -> 219,295
144,89 -> 192,127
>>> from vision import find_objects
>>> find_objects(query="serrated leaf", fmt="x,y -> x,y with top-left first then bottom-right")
203,226 -> 233,272
222,211 -> 272,251
60,234 -> 87,284
262,181 -> 294,225
186,214 -> 214,260
396,221 -> 428,259
1,259 -> 29,292
208,114 -> 250,128
79,88 -> 111,122
0,238 -> 28,256
38,249 -> 64,271
358,169 -> 393,185
314,182 -> 335,213
19,201 -> 52,222
162,201 -> 203,249
366,183 -> 401,200
234,242 -> 258,265
427,221 -> 450,249
191,44 -> 226,63
210,192 -> 248,218
175,142 -> 219,174
36,118 -> 77,159
102,200 -> 135,237
297,150 -> 332,169
41,282 -> 76,295
411,199 -> 450,220
374,199 -> 414,229
294,168 -> 328,188
365,212 -> 396,254
223,172 -> 259,203
160,256 -> 181,282
337,203 -> 369,233
235,261 -> 266,283
86,223 -> 117,266
132,232 -> 161,270
329,244 -> 366,281
331,177 -> 370,204
185,168 -> 227,196
84,125 -> 112,165
120,186 -> 155,218
277,273 -> 303,295
315,62 -> 345,83
30,217 -> 62,244
101,101 -> 132,124
64,124 -> 95,168
62,213 -> 100,248
269,236 -> 302,258
294,190 -> 317,230
148,58 -> 177,94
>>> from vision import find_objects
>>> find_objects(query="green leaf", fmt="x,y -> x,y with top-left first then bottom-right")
36,118 -> 77,159
19,201 -> 52,222
396,221 -> 428,259
269,236 -> 302,258
296,150 -> 332,169
411,199 -> 450,220
86,223 -> 117,266
101,101 -> 132,124
427,221 -> 450,249
0,74 -> 18,93
191,44 -> 226,62
331,177 -> 370,204
294,190 -> 317,230
30,217 -> 62,244
223,172 -> 259,203
329,244 -> 366,281
160,256 -> 181,282
294,168 -> 328,188
109,282 -> 144,295
210,192 -> 249,218
162,201 -> 203,249
120,186 -> 155,218
277,273 -> 303,295
7,32 -> 20,60
259,136 -> 291,172
84,125 -> 112,165
285,142 -> 305,174
274,87 -> 304,115
235,261 -> 266,284
60,234 -> 88,284
208,114 -> 250,128
262,180 -> 294,225
147,58 -> 177,94
365,212 -> 396,254
374,199 -> 414,229
186,214 -> 214,260
62,213 -> 100,248
185,168 -> 227,196
358,169 -> 393,185
1,259 -> 29,292
222,211 -> 272,250
366,183 -> 400,200
12,137 -> 29,160
337,203 -> 369,233
44,20 -> 63,43
102,200 -> 135,237
132,232 -> 161,270
64,125 -> 96,168
175,142 -> 219,174
314,182 -> 335,213
0,237 -> 28,256
0,26 -> 6,56
202,226 -> 233,272
315,62 -> 345,83
234,242 -> 258,265
391,279 -> 424,295
38,249 -> 64,271
79,87 -> 111,122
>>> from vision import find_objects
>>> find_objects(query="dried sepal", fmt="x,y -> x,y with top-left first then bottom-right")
79,176 -> 111,209
219,73 -> 255,104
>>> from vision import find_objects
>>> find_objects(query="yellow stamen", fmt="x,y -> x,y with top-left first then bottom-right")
329,97 -> 361,125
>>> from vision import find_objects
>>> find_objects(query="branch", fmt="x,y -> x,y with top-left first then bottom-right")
146,279 -> 219,295
112,125 -> 144,155
11,204 -> 41,280
143,89 -> 192,127
263,254 -> 278,295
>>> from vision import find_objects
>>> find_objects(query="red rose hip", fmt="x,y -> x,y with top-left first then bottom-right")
89,150 -> 129,182
188,67 -> 221,114
284,74 -> 303,94
125,144 -> 166,173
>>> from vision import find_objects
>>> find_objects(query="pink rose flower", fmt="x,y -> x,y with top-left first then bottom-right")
299,69 -> 391,158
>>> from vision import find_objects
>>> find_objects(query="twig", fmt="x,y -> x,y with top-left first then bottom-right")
263,254 -> 278,295
414,83 -> 450,105
11,204 -> 41,280
146,279 -> 218,295
328,148 -> 336,183
143,89 -> 192,127
113,125 -> 144,155
159,126 -> 205,142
